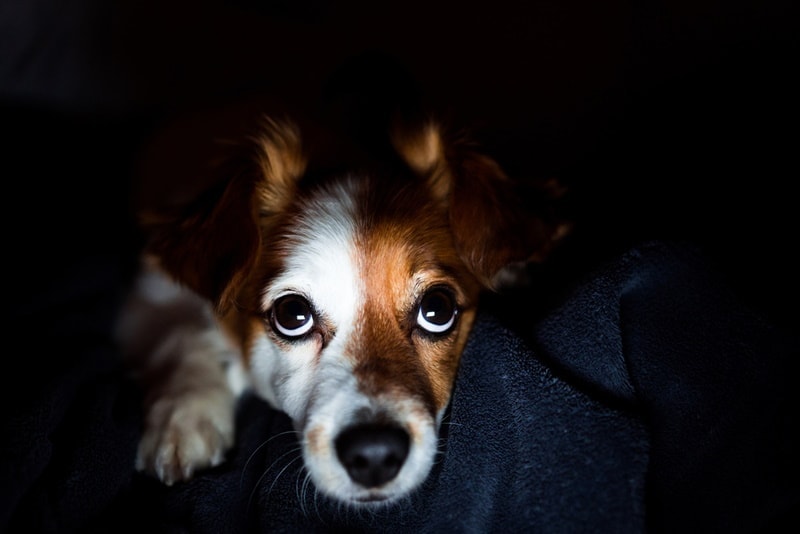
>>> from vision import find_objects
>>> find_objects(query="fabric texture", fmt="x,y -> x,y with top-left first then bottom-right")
5,237 -> 797,533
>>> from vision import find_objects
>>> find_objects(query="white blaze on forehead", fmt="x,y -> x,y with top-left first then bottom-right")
263,178 -> 364,346
250,178 -> 366,420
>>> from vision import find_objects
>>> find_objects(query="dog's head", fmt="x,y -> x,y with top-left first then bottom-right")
142,116 -> 567,505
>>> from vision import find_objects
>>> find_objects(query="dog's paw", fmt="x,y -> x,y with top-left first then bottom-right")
136,389 -> 235,485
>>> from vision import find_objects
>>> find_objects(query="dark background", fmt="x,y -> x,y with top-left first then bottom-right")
4,0 -> 797,329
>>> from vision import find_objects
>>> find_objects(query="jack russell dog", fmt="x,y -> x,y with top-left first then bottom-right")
116,114 -> 567,506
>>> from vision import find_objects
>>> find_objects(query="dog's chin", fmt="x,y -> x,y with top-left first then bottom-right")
315,477 -> 424,509
350,493 -> 407,508
344,491 -> 405,508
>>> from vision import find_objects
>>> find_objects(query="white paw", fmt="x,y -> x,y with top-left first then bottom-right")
136,389 -> 235,485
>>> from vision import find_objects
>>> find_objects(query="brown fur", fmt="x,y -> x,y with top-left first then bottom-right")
128,114 -> 568,498
143,114 -> 568,415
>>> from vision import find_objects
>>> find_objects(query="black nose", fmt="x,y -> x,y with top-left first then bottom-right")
335,424 -> 410,488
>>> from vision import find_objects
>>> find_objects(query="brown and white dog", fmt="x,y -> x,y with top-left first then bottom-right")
116,115 -> 567,506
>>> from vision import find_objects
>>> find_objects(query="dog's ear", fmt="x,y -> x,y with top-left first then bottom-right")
393,122 -> 570,291
141,118 -> 305,312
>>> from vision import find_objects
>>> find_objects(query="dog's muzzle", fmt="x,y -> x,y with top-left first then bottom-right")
335,424 -> 411,488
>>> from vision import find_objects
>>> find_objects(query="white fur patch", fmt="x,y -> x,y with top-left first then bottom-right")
251,178 -> 364,421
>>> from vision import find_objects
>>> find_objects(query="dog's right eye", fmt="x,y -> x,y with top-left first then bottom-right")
416,287 -> 458,335
270,295 -> 315,339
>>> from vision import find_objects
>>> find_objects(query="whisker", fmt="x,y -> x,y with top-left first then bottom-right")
239,429 -> 301,487
265,453 -> 304,498
298,470 -> 321,521
245,463 -> 275,518
245,445 -> 303,518
295,467 -> 307,517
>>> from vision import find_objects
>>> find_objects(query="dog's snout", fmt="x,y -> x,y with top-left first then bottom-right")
335,424 -> 410,488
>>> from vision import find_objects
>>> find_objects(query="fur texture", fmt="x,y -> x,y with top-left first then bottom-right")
117,116 -> 567,505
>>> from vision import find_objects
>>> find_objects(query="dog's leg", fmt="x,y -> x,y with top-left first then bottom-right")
116,261 -> 247,485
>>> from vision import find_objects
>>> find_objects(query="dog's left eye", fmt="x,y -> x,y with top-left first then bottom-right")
416,288 -> 458,334
271,295 -> 315,338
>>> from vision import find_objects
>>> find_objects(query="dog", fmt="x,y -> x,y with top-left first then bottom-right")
116,113 -> 568,506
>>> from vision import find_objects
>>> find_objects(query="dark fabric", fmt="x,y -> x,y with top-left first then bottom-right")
5,236 -> 797,533
533,242 -> 800,532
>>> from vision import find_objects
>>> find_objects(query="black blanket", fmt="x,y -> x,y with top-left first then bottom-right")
4,232 -> 797,533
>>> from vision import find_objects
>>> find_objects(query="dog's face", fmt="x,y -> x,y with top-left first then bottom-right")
144,118 -> 565,505
246,174 -> 482,504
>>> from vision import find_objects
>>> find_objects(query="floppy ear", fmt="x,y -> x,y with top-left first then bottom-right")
141,118 -> 305,312
449,152 -> 570,290
393,121 -> 570,290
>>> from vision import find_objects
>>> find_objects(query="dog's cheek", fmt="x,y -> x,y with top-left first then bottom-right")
246,334 -> 322,421
416,305 -> 477,415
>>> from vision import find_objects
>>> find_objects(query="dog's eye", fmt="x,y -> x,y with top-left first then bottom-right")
416,288 -> 458,334
271,295 -> 315,338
